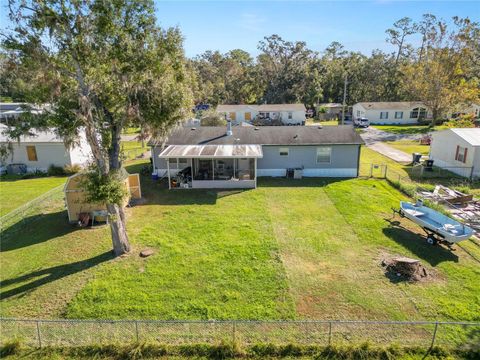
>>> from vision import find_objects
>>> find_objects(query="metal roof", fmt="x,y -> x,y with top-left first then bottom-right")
450,128 -> 480,146
150,125 -> 364,147
0,124 -> 63,143
159,144 -> 263,159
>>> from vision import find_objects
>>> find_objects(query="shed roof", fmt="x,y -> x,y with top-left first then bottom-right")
159,144 -> 263,158
150,125 -> 364,147
216,104 -> 306,112
355,102 -> 426,110
450,128 -> 480,146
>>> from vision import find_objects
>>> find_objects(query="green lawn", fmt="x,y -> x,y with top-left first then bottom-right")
372,124 -> 448,135
385,140 -> 430,156
1,161 -> 479,324
121,140 -> 147,160
0,176 -> 67,217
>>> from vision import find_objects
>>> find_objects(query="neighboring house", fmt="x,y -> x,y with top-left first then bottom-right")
451,104 -> 480,120
317,103 -> 343,120
216,104 -> 306,125
429,128 -> 480,179
0,103 -> 45,125
0,125 -> 92,173
150,123 -> 364,189
352,102 -> 430,124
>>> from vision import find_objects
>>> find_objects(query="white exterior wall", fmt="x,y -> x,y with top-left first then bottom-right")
430,130 -> 478,178
2,142 -> 70,172
222,108 -> 305,125
354,107 -> 422,124
68,130 -> 92,166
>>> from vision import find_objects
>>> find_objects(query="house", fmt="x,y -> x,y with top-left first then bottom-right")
150,123 -> 364,189
352,102 -> 430,124
216,104 -> 306,125
429,128 -> 480,179
317,103 -> 344,120
451,104 -> 480,120
0,103 -> 45,125
0,125 -> 92,173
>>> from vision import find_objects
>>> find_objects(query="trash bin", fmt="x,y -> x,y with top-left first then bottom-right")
152,173 -> 159,181
412,153 -> 422,164
424,159 -> 434,171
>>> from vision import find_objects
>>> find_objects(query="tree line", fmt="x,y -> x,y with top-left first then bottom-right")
188,15 -> 479,120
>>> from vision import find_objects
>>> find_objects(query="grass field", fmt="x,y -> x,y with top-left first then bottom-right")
1,158 -> 479,323
384,140 -> 430,156
372,124 -> 448,135
0,176 -> 67,217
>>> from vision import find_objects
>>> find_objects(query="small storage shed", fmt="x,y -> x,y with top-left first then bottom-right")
64,171 -> 142,223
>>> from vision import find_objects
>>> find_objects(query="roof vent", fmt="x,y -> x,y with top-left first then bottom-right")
318,125 -> 323,129
254,127 -> 260,130
191,127 -> 196,130
226,121 -> 233,136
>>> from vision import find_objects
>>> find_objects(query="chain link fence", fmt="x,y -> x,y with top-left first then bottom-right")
1,318 -> 478,349
0,184 -> 65,234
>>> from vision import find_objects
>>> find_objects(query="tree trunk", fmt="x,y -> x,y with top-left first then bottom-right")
107,203 -> 131,256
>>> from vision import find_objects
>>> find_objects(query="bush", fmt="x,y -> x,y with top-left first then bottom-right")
48,164 -> 66,176
64,164 -> 82,175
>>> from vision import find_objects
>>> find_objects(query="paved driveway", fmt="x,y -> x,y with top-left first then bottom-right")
360,127 -> 422,163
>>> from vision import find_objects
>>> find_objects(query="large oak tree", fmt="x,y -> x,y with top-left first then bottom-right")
3,0 -> 192,255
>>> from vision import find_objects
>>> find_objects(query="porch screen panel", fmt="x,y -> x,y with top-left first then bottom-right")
194,159 -> 213,180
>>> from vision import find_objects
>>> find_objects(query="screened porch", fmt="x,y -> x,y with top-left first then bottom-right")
159,144 -> 263,189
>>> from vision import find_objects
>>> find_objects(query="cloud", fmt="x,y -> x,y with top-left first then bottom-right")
238,12 -> 267,32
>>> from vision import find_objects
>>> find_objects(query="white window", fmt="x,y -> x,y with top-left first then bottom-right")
357,110 -> 361,117
395,111 -> 403,119
380,111 -> 389,119
455,146 -> 468,163
410,110 -> 417,118
316,147 -> 331,163
279,147 -> 289,156
288,112 -> 293,119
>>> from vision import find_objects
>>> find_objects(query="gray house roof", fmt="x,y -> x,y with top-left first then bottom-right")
153,125 -> 364,146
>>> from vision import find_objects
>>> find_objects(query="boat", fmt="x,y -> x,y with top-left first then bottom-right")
396,201 -> 474,245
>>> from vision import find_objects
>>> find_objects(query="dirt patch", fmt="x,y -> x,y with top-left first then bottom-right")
381,254 -> 433,283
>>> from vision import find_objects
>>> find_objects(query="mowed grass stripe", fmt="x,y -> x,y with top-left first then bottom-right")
0,176 -> 67,217
66,187 -> 296,320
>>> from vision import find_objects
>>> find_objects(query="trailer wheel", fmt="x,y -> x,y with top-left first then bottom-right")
426,236 -> 437,245
399,210 -> 405,218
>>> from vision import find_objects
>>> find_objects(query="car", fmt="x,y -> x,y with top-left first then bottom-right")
354,117 -> 369,128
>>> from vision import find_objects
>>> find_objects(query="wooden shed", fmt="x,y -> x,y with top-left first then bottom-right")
64,172 -> 142,223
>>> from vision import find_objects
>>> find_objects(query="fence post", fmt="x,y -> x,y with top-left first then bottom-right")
370,164 -> 373,178
135,321 -> 139,343
384,165 -> 388,179
429,322 -> 439,350
36,320 -> 42,348
232,321 -> 236,343
328,321 -> 332,346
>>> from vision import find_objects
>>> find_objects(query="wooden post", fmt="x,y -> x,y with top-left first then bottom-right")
135,321 -> 139,342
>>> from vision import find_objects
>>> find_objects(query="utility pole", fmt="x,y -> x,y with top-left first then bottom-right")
341,74 -> 348,125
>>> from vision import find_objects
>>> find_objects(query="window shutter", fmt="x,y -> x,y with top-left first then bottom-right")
455,145 -> 460,160
463,148 -> 468,163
